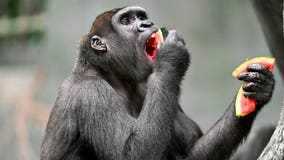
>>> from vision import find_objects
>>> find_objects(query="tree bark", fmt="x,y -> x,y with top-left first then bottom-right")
251,0 -> 284,159
252,0 -> 284,81
257,105 -> 284,159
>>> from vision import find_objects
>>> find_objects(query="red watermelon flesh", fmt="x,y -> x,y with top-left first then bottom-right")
145,29 -> 164,61
235,84 -> 257,117
232,56 -> 275,117
232,57 -> 275,77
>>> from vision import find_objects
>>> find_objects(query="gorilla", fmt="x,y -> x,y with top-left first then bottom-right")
41,6 -> 275,160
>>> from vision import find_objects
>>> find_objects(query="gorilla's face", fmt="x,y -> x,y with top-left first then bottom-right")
108,6 -> 159,82
88,6 -> 159,82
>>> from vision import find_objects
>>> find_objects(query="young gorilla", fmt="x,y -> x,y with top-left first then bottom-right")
41,6 -> 275,160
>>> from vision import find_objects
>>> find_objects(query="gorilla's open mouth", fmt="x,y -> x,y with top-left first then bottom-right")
145,32 -> 159,61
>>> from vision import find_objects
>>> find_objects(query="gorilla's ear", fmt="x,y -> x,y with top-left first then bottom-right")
91,35 -> 107,52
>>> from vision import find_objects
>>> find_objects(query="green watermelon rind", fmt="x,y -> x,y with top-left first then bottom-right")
232,56 -> 275,77
160,27 -> 168,40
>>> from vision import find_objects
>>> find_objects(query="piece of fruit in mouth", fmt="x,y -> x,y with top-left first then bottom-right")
145,27 -> 168,61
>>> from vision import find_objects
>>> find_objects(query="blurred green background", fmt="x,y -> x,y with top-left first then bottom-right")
0,0 -> 283,159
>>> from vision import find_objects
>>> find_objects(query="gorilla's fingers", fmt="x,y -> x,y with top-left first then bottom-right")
243,91 -> 270,103
243,82 -> 273,94
238,72 -> 266,83
247,64 -> 274,78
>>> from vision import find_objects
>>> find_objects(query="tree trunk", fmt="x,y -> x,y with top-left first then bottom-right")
252,0 -> 284,81
257,105 -> 284,159
251,0 -> 284,159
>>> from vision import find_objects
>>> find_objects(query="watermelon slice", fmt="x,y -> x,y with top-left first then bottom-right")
145,27 -> 168,61
232,56 -> 275,117
232,57 -> 275,78
235,83 -> 257,117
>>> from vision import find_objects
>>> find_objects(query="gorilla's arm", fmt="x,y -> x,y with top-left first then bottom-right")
41,78 -> 173,159
41,4 -> 275,158
41,77 -> 86,160
41,40 -> 187,160
187,102 -> 255,159
119,30 -> 190,159
186,64 -> 275,160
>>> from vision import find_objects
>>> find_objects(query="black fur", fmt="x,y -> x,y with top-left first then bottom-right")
41,6 -> 275,160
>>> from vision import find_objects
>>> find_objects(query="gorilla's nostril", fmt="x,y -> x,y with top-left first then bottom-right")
138,21 -> 154,32
142,21 -> 153,28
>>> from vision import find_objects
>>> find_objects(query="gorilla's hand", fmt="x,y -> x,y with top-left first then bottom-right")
154,30 -> 190,81
238,64 -> 275,106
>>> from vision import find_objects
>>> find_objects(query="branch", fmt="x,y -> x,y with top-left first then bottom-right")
251,0 -> 284,159
257,102 -> 284,159
251,0 -> 284,81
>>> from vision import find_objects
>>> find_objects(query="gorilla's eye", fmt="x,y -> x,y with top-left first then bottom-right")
120,16 -> 131,25
137,13 -> 147,21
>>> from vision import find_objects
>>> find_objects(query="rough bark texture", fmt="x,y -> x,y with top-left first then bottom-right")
252,0 -> 284,81
258,105 -> 284,159
251,0 -> 284,159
